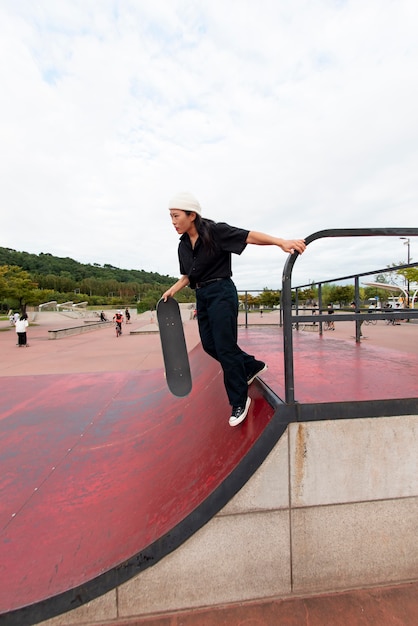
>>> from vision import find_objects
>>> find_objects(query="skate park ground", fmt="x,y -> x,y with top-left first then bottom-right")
0,309 -> 418,625
1,308 -> 417,377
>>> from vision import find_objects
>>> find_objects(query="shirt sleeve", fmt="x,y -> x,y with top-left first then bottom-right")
215,222 -> 249,254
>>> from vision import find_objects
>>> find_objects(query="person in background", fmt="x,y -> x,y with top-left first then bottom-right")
125,307 -> 131,323
15,314 -> 29,347
326,303 -> 335,330
311,301 -> 318,325
113,310 -> 124,334
162,191 -> 306,428
351,301 -> 363,337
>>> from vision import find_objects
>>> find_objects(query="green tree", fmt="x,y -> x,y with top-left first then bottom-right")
259,289 -> 281,308
298,286 -> 317,304
238,292 -> 258,309
0,265 -> 38,313
327,285 -> 355,306
397,267 -> 418,286
137,294 -> 159,313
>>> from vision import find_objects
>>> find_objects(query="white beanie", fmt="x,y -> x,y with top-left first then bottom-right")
168,192 -> 202,216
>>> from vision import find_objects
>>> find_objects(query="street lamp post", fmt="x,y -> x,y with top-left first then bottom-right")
400,237 -> 411,308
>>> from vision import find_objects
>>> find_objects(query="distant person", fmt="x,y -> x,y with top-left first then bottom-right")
326,303 -> 335,330
351,301 -> 363,337
311,302 -> 318,324
162,191 -> 306,427
125,308 -> 131,323
384,302 -> 397,325
15,315 -> 29,347
113,310 -> 124,334
100,311 -> 108,322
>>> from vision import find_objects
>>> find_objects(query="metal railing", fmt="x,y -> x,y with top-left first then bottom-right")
281,228 -> 418,404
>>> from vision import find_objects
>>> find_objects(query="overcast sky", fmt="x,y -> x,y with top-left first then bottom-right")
1,0 -> 417,290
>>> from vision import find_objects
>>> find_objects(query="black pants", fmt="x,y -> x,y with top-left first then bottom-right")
17,332 -> 27,346
195,278 -> 257,407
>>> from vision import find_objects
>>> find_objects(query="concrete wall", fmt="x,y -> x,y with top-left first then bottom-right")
41,413 -> 418,625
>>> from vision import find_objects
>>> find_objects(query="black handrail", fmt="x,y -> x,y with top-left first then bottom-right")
281,228 -> 418,404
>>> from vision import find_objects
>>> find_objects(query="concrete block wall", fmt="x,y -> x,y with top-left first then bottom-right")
41,414 -> 418,625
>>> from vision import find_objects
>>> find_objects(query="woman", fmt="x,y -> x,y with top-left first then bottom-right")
15,314 -> 29,347
162,192 -> 306,427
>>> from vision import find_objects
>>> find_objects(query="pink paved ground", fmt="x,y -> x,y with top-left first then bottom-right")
0,310 -> 417,378
0,310 -> 201,377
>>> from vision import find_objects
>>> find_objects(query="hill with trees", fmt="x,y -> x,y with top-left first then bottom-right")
0,246 -> 195,313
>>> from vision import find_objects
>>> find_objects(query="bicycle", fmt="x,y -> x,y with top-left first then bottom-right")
291,321 -> 305,331
364,317 -> 377,325
115,322 -> 122,337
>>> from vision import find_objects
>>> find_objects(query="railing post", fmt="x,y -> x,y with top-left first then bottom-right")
244,291 -> 248,328
354,277 -> 361,343
318,283 -> 323,336
282,253 -> 297,404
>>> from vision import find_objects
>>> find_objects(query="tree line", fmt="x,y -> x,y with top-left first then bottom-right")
237,284 -> 388,310
0,246 -> 195,313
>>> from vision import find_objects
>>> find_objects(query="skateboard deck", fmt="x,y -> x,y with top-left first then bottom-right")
156,297 -> 192,397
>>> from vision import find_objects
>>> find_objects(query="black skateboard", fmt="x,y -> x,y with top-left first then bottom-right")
156,297 -> 192,397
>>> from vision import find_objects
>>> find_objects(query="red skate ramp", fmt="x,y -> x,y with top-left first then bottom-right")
1,327 -> 417,625
238,326 -> 418,403
0,343 -> 279,624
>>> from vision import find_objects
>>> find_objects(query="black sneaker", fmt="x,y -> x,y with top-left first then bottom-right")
229,397 -> 251,427
247,362 -> 268,385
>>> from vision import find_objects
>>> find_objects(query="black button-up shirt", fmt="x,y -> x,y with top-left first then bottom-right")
178,221 -> 249,289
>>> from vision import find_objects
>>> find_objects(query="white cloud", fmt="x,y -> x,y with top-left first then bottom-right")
0,0 -> 417,288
